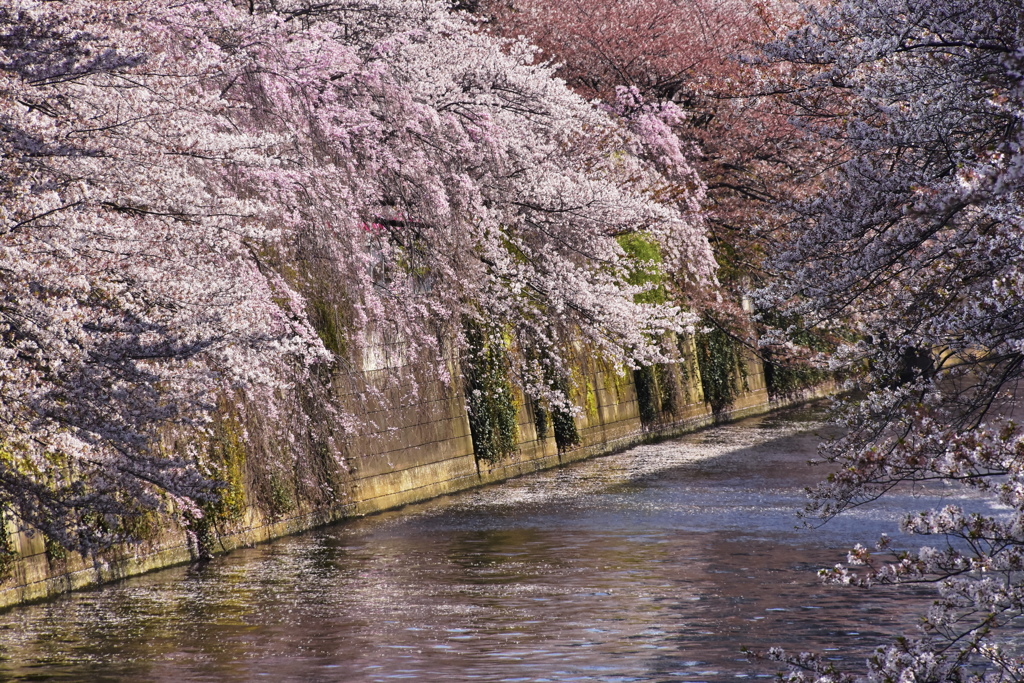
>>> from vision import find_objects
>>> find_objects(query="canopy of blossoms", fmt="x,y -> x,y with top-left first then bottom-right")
0,0 -> 713,551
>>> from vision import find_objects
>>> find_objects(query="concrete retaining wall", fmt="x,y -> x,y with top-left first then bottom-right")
0,341 -> 827,610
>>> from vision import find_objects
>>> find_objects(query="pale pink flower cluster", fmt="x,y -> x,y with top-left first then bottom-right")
0,0 -> 712,550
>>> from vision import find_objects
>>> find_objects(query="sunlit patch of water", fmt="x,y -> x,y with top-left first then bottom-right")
0,405 -> 987,681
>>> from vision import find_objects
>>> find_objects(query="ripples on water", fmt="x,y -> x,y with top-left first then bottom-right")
0,405 -> 991,681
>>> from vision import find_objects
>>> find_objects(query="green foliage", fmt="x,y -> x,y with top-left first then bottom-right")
707,232 -> 750,288
602,364 -> 623,402
0,440 -> 168,552
3,436 -> 167,551
618,234 -> 675,426
118,510 -> 160,543
584,380 -> 599,420
184,510 -> 215,561
44,534 -> 67,564
463,322 -> 520,462
266,475 -> 295,518
0,518 -> 16,581
527,350 -> 579,451
634,362 -> 679,426
551,376 -> 581,452
174,410 -> 250,554
759,309 -> 833,400
531,398 -> 549,441
633,365 -> 661,425
617,233 -> 666,305
763,356 -> 830,400
206,417 -> 248,524
551,408 -> 580,452
654,363 -> 677,415
693,315 -> 748,414
309,298 -> 348,358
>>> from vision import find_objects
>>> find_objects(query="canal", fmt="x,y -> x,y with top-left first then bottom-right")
0,405 -> 982,681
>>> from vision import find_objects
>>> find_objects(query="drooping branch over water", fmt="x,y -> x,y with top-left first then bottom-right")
0,0 -> 712,552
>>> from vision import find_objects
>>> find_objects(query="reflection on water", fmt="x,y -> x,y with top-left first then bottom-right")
0,406 -> 987,682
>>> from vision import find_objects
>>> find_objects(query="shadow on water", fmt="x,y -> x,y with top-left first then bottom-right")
0,404 -> 989,682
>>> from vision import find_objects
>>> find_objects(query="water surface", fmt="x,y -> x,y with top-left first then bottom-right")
0,405 -> 986,681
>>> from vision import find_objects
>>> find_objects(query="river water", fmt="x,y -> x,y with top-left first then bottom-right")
0,405 -> 988,682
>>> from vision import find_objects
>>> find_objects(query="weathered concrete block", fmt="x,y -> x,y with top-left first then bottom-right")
0,341 -> 832,612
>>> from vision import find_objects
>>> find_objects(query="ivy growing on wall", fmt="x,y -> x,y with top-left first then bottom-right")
44,533 -> 67,567
309,298 -> 348,359
655,363 -> 677,416
694,314 -> 748,414
204,416 -> 248,524
531,398 -> 549,441
551,411 -> 580,452
0,519 -> 15,581
616,233 -> 666,305
633,365 -> 661,426
265,474 -> 295,519
618,233 -> 676,427
763,354 -> 829,400
758,310 -> 832,400
463,322 -> 520,463
633,361 -> 681,427
527,347 -> 579,451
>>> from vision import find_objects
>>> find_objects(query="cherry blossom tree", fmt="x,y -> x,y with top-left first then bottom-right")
0,0 -> 713,552
0,1 -> 340,552
473,0 -> 835,399
474,0 -> 806,286
757,0 -> 1024,679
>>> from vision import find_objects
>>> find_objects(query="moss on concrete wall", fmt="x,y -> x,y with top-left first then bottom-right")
0,335 -> 827,611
